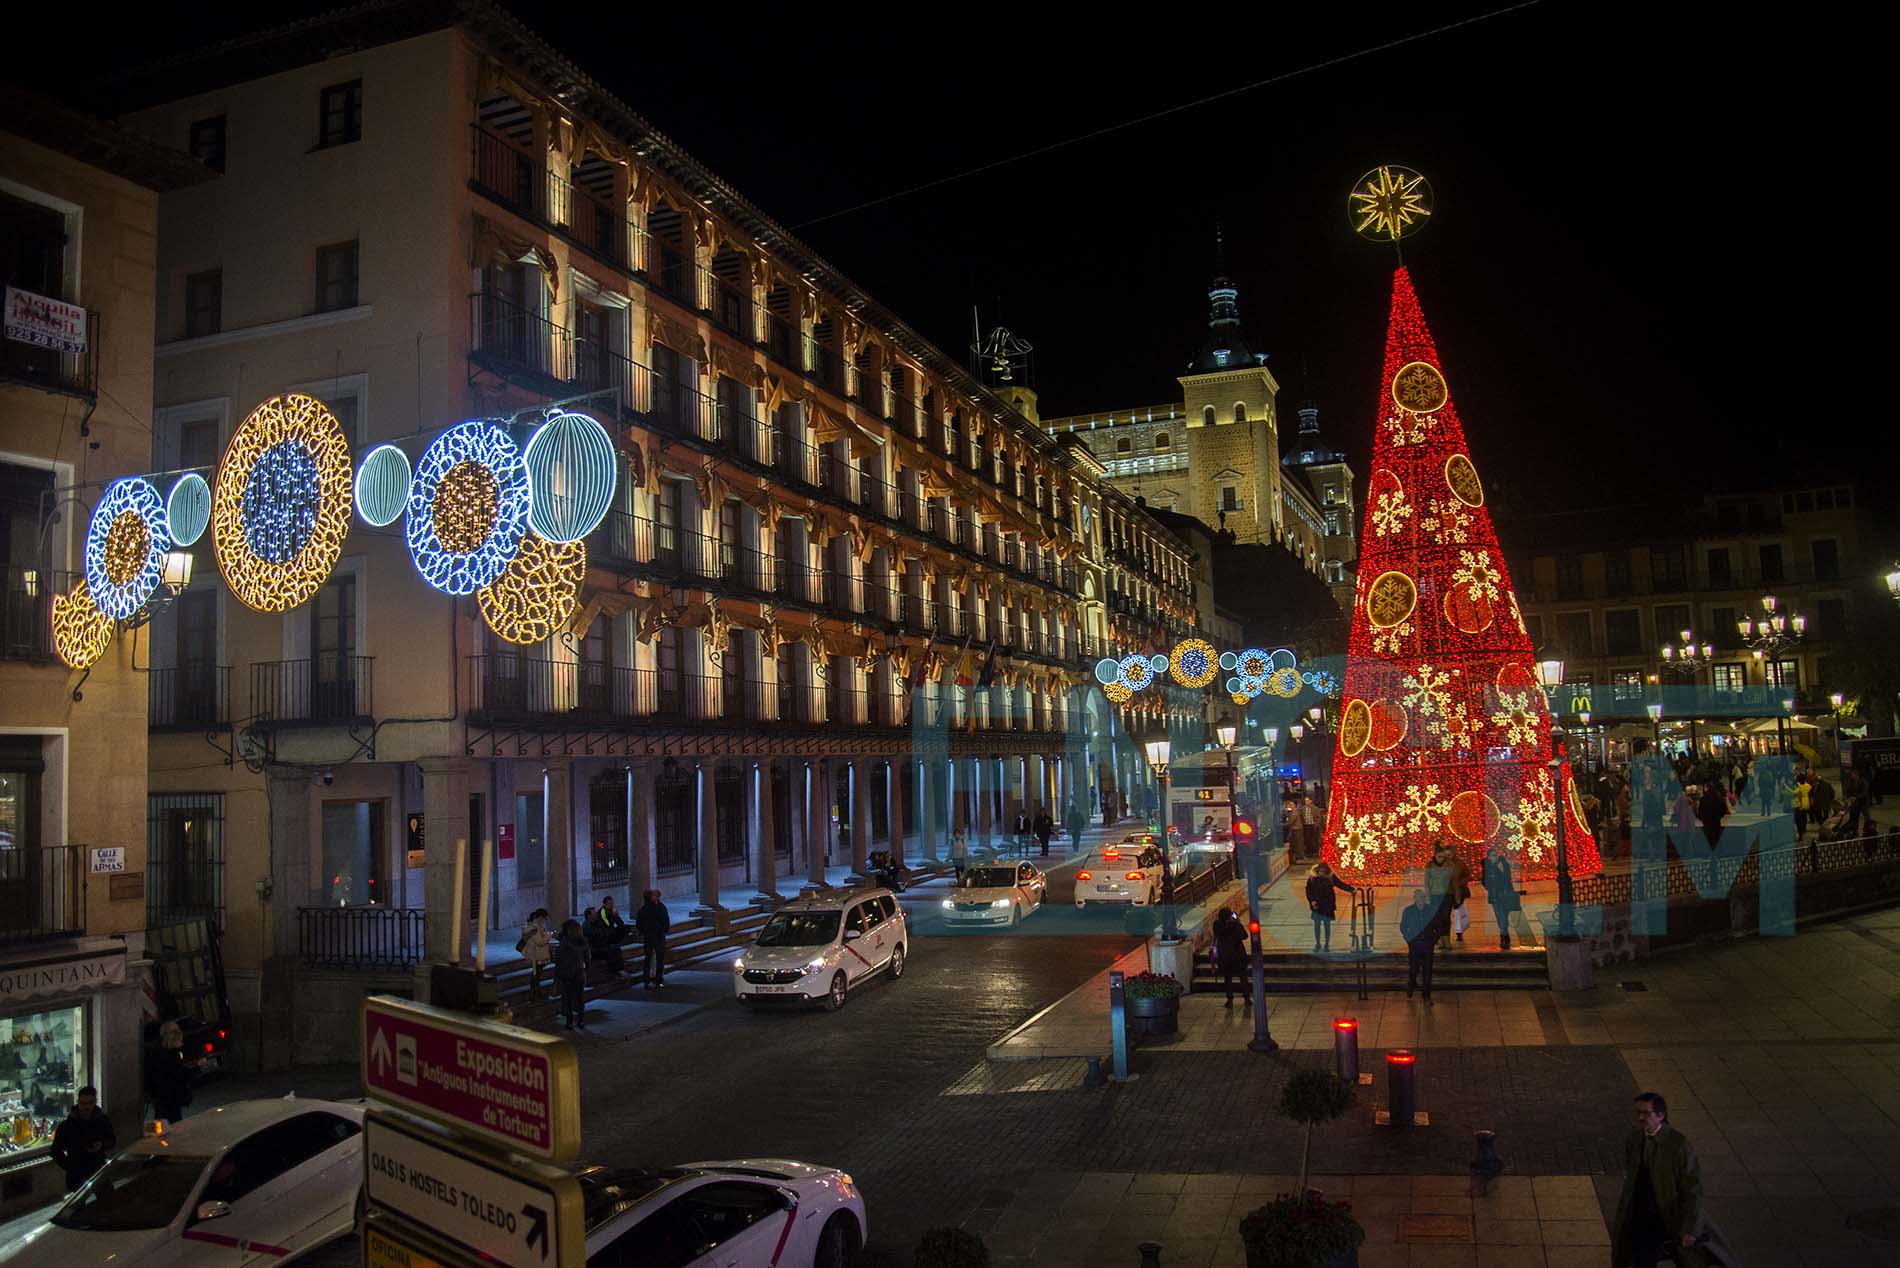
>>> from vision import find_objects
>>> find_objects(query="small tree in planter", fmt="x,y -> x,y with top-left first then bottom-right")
1121,971 -> 1185,1036
1237,1069 -> 1363,1268
914,1227 -> 989,1268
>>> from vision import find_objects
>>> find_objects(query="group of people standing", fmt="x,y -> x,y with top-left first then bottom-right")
1010,806 -> 1057,856
1396,841 -> 1521,1005
517,891 -> 673,1029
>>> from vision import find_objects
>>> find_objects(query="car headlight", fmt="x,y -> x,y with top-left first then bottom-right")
732,957 -> 746,972
805,957 -> 827,972
942,899 -> 955,909
992,899 -> 1011,908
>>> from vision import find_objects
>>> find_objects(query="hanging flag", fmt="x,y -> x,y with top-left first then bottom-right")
951,631 -> 975,688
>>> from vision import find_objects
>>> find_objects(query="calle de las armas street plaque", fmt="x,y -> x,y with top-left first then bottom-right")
362,995 -> 579,1160
364,1109 -> 583,1268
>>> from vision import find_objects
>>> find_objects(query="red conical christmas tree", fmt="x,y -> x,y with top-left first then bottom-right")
1322,268 -> 1599,882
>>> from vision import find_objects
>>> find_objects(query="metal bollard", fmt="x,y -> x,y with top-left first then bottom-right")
1333,1017 -> 1359,1083
1109,970 -> 1130,1080
1387,1050 -> 1417,1125
1469,1130 -> 1505,1195
1137,1242 -> 1164,1268
1084,1055 -> 1107,1089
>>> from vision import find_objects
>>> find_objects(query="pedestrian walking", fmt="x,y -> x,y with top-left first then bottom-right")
1482,846 -> 1521,950
1299,794 -> 1322,859
1034,808 -> 1054,857
51,1086 -> 115,1192
1212,908 -> 1250,1008
146,1020 -> 205,1124
1810,772 -> 1835,828
1424,842 -> 1456,948
636,889 -> 671,988
1449,848 -> 1473,943
553,919 -> 590,1029
1697,780 -> 1729,850
1400,890 -> 1438,1005
1792,773 -> 1811,839
1611,1093 -> 1738,1267
1066,806 -> 1086,855
1012,808 -> 1030,853
1304,862 -> 1354,953
517,908 -> 552,999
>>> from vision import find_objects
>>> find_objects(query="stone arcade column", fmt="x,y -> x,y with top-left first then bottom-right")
419,757 -> 472,964
489,758 -> 518,929
806,759 -> 829,887
693,760 -> 724,918
751,760 -> 780,903
849,758 -> 873,876
976,756 -> 995,846
629,759 -> 655,902
543,757 -> 574,925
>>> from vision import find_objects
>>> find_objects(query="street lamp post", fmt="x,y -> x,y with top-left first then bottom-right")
1536,656 -> 1578,943
1143,738 -> 1178,942
1238,722 -> 1279,1053
1646,701 -> 1664,752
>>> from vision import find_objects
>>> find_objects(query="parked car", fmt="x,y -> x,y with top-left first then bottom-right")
733,888 -> 907,1010
577,1157 -> 865,1267
941,862 -> 1046,926
2,1096 -> 365,1266
1075,844 -> 1168,907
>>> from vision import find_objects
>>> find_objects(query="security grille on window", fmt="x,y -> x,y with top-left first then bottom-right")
318,80 -> 362,147
147,793 -> 225,928
315,241 -> 358,312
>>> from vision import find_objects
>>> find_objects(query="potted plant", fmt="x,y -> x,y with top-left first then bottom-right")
1121,971 -> 1185,1036
1237,1069 -> 1362,1268
914,1227 -> 989,1268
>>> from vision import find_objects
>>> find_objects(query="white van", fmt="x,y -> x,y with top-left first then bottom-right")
732,887 -> 908,1010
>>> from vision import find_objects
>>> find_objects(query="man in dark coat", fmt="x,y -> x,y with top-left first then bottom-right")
1034,808 -> 1053,856
553,920 -> 590,1029
636,889 -> 671,988
1211,908 -> 1250,1008
1612,1092 -> 1738,1267
1697,780 -> 1729,850
1482,846 -> 1522,951
1399,889 -> 1438,1006
51,1086 -> 115,1192
1304,862 -> 1354,953
581,905 -> 626,976
146,1019 -> 204,1123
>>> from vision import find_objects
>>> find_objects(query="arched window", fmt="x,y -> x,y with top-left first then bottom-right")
1201,405 -> 1215,427
1154,432 -> 1170,450
1115,437 -> 1132,454
1234,403 -> 1248,423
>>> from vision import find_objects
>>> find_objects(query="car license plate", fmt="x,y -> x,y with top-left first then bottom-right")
752,984 -> 794,994
1096,884 -> 1115,892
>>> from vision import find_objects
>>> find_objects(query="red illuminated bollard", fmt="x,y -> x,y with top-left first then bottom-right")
1333,1017 -> 1359,1083
1387,1050 -> 1417,1125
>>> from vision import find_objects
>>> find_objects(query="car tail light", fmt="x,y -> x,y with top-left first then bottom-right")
1103,849 -> 1120,859
1124,871 -> 1145,881
1076,870 -> 1092,881
204,1043 -> 214,1053
217,1029 -> 227,1040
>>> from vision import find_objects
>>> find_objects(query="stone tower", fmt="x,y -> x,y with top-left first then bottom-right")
1177,237 -> 1281,543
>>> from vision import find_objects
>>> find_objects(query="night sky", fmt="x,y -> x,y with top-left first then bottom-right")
24,3 -> 1885,531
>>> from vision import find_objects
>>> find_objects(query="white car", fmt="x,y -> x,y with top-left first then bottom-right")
942,862 -> 1046,926
1075,843 -> 1168,907
578,1157 -> 865,1267
3,1097 -> 364,1266
734,888 -> 907,1010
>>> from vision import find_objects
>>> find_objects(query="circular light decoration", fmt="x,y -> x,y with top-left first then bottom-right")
1235,648 -> 1272,682
1230,691 -> 1251,706
1219,651 -> 1238,671
407,421 -> 531,595
1444,452 -> 1485,507
478,535 -> 588,645
1118,654 -> 1155,692
1149,654 -> 1169,673
1349,164 -> 1433,243
1094,657 -> 1122,685
1267,667 -> 1303,698
1169,638 -> 1217,689
51,581 -> 114,670
84,477 -> 169,619
1226,676 -> 1245,695
356,443 -> 412,528
166,473 -> 210,548
1366,570 -> 1418,629
1391,360 -> 1449,414
214,394 -> 353,612
1338,699 -> 1372,757
523,411 -> 617,543
1103,681 -> 1133,704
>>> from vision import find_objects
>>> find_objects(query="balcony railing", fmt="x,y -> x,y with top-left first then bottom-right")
251,657 -> 373,724
472,291 -> 565,382
0,308 -> 99,400
298,906 -> 426,969
0,844 -> 87,947
1,567 -> 75,661
471,125 -> 539,217
150,665 -> 231,731
548,169 -> 624,267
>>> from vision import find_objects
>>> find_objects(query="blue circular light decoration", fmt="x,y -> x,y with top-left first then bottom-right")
84,477 -> 170,620
523,411 -> 617,543
242,441 -> 322,563
1226,676 -> 1243,694
1149,654 -> 1169,673
1269,647 -> 1298,670
166,473 -> 210,547
1094,657 -> 1121,685
1219,651 -> 1237,671
1118,654 -> 1155,692
356,443 -> 411,528
407,421 -> 531,595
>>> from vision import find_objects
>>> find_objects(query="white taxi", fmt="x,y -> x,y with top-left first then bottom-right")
942,862 -> 1046,926
734,888 -> 907,1010
2,1097 -> 364,1265
1075,843 -> 1168,907
577,1157 -> 865,1267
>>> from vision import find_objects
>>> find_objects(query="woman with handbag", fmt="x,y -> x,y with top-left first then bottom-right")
517,908 -> 552,1000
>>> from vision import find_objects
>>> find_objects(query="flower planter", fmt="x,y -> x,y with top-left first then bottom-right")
1124,993 -> 1179,1037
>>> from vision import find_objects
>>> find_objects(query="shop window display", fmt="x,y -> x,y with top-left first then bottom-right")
1,1004 -> 86,1156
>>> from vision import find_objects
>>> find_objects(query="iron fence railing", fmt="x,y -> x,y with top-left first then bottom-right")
0,844 -> 87,946
251,656 -> 373,724
298,906 -> 426,968
1,567 -> 74,661
0,309 -> 99,399
149,665 -> 230,730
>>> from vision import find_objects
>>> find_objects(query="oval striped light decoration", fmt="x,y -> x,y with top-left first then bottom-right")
523,411 -> 617,543
167,472 -> 211,547
356,443 -> 412,527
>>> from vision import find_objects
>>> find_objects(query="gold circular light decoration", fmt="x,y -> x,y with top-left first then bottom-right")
1267,667 -> 1302,698
477,535 -> 587,645
51,581 -> 114,670
1103,681 -> 1133,704
1444,453 -> 1484,507
102,512 -> 150,586
1448,790 -> 1502,843
1168,638 -> 1218,690
435,461 -> 501,553
1338,699 -> 1372,757
1565,766 -> 1590,828
1442,586 -> 1494,635
214,393 -> 354,612
1230,690 -> 1251,706
1366,570 -> 1418,628
1391,361 -> 1448,414
1367,699 -> 1408,751
1349,165 -> 1434,242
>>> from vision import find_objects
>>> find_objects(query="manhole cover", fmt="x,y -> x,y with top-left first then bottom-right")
1399,1213 -> 1473,1244
1619,980 -> 1649,992
1846,1209 -> 1900,1243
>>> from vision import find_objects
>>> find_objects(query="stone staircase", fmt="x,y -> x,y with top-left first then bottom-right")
1190,946 -> 1550,993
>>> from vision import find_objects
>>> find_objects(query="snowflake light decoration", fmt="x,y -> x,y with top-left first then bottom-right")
477,534 -> 587,645
1371,619 -> 1413,657
407,421 -> 532,595
1501,775 -> 1557,862
1396,783 -> 1449,834
1382,410 -> 1436,447
1400,663 -> 1454,719
1453,549 -> 1502,602
1335,806 -> 1399,871
1371,487 -> 1414,537
1419,495 -> 1474,542
84,477 -> 169,620
1490,687 -> 1545,747
1432,701 -> 1477,749
214,394 -> 353,612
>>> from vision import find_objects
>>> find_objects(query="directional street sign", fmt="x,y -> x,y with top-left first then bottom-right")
364,1108 -> 584,1268
362,994 -> 579,1159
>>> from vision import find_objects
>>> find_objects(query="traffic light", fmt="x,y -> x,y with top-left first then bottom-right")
1232,817 -> 1257,856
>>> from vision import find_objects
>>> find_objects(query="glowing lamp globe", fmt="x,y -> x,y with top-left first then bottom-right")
356,443 -> 412,527
166,473 -> 211,547
524,411 -> 617,543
